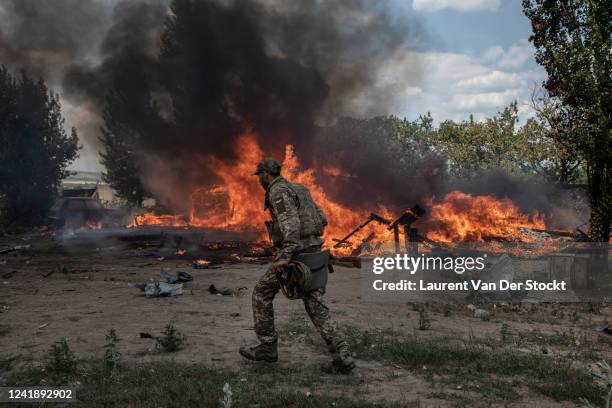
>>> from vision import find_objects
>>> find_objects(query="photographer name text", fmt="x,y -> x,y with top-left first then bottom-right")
372,279 -> 567,291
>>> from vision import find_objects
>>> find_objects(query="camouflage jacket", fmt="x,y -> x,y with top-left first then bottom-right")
264,177 -> 327,261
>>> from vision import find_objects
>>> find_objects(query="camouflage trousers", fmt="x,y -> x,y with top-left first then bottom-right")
252,264 -> 351,360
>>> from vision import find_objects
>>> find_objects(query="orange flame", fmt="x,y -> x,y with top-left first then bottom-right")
425,191 -> 545,243
127,131 -> 393,253
128,213 -> 187,228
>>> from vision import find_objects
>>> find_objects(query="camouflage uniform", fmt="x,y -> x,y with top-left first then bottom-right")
252,176 -> 351,360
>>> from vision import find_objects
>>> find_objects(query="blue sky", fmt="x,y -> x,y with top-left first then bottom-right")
375,0 -> 546,123
421,0 -> 533,52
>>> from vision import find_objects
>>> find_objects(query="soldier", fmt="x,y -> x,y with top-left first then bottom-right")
239,157 -> 355,374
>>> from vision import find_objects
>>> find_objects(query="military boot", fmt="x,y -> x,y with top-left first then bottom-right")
320,356 -> 355,375
239,341 -> 278,362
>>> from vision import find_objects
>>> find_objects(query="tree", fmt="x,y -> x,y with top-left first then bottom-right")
99,89 -> 150,207
99,56 -> 167,207
434,101 -> 586,184
0,66 -> 79,227
523,0 -> 611,241
436,104 -> 523,178
517,88 -> 584,184
516,116 -> 584,183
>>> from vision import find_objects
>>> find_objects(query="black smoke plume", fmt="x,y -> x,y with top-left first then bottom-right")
0,0 -> 434,211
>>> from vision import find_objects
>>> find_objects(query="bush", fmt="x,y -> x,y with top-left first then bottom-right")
45,338 -> 77,384
155,324 -> 186,352
103,329 -> 121,371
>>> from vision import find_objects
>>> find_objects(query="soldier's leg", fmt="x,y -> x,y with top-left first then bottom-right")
252,265 -> 281,344
303,288 -> 351,360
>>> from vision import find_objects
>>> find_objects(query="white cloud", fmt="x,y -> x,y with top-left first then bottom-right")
402,86 -> 424,97
483,45 -> 504,61
383,50 -> 546,124
483,40 -> 535,69
450,89 -> 522,110
456,71 -> 523,92
498,41 -> 534,69
412,0 -> 501,12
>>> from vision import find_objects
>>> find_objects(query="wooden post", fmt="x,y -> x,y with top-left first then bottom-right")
393,224 -> 400,253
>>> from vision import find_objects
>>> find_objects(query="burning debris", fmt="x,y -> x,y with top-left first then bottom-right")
333,213 -> 390,249
117,130 -> 586,259
193,259 -> 213,269
425,191 -> 546,243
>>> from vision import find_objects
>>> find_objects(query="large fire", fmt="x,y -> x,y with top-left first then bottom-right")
425,191 -> 545,243
128,131 -> 550,251
128,131 -> 394,251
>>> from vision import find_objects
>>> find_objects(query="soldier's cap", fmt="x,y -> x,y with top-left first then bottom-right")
253,157 -> 281,175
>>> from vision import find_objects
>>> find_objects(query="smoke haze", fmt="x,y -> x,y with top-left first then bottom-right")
0,0 -> 432,210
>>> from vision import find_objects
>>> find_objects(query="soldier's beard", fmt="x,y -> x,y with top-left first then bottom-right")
259,175 -> 270,190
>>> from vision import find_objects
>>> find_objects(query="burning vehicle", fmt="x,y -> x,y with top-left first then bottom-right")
49,196 -> 130,232
49,197 -> 107,230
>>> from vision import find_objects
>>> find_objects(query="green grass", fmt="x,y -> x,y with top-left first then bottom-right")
2,333 -> 409,407
2,357 -> 411,407
281,313 -> 604,404
499,325 -> 601,362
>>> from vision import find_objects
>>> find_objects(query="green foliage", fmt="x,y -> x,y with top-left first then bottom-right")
523,0 -> 611,241
436,104 -> 521,179
155,324 -> 186,352
0,66 -> 79,227
103,329 -> 121,371
45,338 -> 77,384
524,88 -> 586,183
432,102 -> 582,183
384,101 -> 584,185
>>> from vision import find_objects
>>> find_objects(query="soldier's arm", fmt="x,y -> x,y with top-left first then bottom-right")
270,187 -> 300,261
314,201 -> 328,226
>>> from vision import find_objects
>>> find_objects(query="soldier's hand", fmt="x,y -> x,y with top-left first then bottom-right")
273,259 -> 289,272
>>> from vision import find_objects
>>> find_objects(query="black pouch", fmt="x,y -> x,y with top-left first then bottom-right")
294,250 -> 330,290
265,220 -> 283,247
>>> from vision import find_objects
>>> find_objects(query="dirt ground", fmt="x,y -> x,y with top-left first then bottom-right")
1,229 -> 611,407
